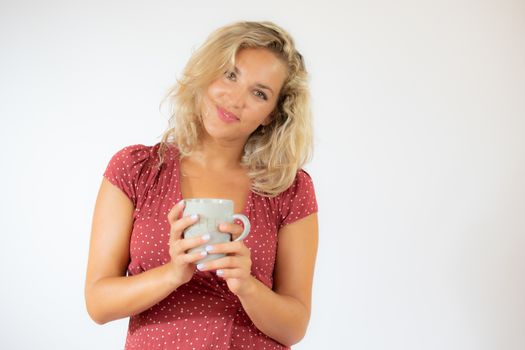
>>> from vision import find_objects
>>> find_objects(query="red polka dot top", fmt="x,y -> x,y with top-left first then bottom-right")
102,143 -> 318,349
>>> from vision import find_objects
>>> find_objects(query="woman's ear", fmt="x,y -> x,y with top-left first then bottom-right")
262,111 -> 275,126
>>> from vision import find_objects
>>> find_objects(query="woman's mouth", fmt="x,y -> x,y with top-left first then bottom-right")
216,106 -> 239,123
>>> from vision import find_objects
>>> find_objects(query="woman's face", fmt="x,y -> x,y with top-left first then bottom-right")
200,47 -> 288,144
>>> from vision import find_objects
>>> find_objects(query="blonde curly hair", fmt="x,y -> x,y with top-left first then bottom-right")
157,20 -> 313,197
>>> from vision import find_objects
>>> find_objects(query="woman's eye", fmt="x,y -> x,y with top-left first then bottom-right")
255,90 -> 268,101
225,71 -> 236,80
224,71 -> 267,101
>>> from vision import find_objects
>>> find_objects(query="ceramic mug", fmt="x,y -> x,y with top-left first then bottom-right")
182,198 -> 250,264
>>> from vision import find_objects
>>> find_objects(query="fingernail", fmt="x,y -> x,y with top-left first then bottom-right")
205,245 -> 214,252
191,214 -> 199,220
218,223 -> 226,230
216,269 -> 224,276
197,263 -> 205,270
179,199 -> 185,206
202,234 -> 210,241
200,250 -> 207,257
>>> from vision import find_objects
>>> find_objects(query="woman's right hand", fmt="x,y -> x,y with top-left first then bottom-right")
166,200 -> 210,287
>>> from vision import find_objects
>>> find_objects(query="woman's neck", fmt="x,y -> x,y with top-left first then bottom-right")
192,136 -> 246,171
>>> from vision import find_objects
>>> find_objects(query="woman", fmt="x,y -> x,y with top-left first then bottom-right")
85,20 -> 318,349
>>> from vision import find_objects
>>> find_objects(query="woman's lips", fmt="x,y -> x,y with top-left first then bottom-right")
216,106 -> 239,123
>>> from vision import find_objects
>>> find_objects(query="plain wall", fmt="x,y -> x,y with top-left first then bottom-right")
1,0 -> 524,349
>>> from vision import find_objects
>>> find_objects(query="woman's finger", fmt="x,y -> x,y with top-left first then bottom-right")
218,222 -> 244,238
204,240 -> 247,255
172,234 -> 210,255
215,268 -> 244,279
169,214 -> 199,241
182,250 -> 209,264
196,255 -> 247,272
167,200 -> 185,224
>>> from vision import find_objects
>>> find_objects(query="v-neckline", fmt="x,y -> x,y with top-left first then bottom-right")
173,146 -> 252,216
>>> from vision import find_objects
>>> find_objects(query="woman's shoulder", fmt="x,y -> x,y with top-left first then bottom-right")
279,169 -> 315,197
271,168 -> 318,228
103,142 -> 178,205
110,143 -> 153,161
107,142 -> 178,167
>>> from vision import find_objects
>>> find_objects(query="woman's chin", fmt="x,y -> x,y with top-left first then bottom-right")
202,124 -> 243,144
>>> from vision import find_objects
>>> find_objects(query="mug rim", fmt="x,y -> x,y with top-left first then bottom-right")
183,198 -> 233,204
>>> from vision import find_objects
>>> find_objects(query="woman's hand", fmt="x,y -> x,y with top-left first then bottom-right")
166,200 -> 210,288
196,222 -> 256,297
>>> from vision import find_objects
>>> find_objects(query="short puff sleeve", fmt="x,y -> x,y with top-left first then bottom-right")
278,169 -> 318,229
102,144 -> 154,207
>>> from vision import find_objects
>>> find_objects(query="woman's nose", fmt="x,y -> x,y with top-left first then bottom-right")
226,86 -> 246,109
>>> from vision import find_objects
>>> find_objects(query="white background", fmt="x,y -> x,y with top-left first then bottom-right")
1,0 -> 524,349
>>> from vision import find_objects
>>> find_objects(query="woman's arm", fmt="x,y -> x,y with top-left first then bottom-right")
240,213 -> 318,346
84,179 -> 207,324
200,213 -> 318,346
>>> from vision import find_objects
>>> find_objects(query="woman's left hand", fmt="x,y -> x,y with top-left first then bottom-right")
196,222 -> 255,297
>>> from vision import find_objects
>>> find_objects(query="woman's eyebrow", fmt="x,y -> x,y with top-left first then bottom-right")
233,66 -> 274,95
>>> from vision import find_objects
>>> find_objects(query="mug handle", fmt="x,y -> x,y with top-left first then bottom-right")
231,214 -> 251,241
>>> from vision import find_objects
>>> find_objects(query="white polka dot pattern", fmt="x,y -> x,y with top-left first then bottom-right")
102,143 -> 318,349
